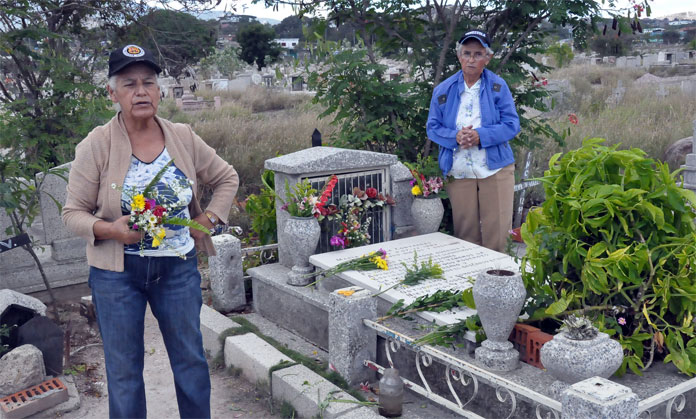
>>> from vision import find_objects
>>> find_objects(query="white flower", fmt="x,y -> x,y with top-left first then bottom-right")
111,183 -> 117,189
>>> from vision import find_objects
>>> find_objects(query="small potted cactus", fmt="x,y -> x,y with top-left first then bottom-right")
540,315 -> 624,395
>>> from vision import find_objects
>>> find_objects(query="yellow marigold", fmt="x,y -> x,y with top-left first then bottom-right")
132,194 -> 145,211
411,185 -> 422,196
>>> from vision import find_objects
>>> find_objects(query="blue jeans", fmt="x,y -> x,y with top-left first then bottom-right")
89,249 -> 211,419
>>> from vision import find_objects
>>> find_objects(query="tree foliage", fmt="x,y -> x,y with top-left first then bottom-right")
117,9 -> 218,81
521,139 -> 696,376
662,30 -> 681,45
546,43 -> 575,68
237,23 -> 281,70
274,0 -> 651,159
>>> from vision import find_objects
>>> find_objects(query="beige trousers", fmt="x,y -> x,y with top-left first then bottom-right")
446,164 -> 515,253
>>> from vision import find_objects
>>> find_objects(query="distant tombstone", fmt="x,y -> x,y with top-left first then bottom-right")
172,86 -> 184,98
262,75 -> 273,87
291,76 -> 303,91
605,80 -> 626,108
656,84 -> 668,98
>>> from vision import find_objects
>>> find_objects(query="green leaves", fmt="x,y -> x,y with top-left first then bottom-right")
522,138 -> 696,376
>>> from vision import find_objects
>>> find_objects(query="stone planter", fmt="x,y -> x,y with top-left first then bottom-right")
410,197 -> 444,234
473,269 -> 526,371
283,215 -> 321,286
540,331 -> 624,395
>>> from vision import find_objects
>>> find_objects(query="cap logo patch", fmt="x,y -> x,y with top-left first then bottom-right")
465,30 -> 487,38
123,45 -> 145,57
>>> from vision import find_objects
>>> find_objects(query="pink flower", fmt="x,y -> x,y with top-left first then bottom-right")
568,113 -> 579,125
618,317 -> 626,326
132,224 -> 139,230
330,235 -> 347,249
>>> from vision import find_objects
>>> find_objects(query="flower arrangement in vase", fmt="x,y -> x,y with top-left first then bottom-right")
404,154 -> 445,199
323,186 -> 395,249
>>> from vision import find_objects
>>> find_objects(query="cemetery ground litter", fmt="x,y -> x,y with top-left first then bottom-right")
39,270 -> 279,419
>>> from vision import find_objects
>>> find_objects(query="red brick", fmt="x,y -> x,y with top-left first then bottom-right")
0,378 -> 68,419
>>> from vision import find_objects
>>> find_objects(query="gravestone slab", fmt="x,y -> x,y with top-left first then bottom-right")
209,234 -> 245,312
310,232 -> 519,334
37,162 -> 72,245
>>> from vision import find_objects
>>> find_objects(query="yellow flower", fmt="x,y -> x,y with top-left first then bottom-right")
337,289 -> 356,297
132,194 -> 145,211
371,256 -> 388,270
411,185 -> 422,196
156,228 -> 166,239
152,237 -> 161,247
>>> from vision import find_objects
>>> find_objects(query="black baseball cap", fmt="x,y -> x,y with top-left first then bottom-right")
458,30 -> 491,48
108,44 -> 162,77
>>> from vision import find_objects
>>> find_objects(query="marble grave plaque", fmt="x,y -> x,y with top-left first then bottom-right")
309,232 -> 520,330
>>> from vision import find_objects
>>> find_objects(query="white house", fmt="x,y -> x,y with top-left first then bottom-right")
274,38 -> 300,49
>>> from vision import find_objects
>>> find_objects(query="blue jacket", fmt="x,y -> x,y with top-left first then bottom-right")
426,68 -> 520,176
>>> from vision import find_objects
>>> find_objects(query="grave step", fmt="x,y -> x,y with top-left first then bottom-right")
224,333 -> 293,385
0,378 -> 68,419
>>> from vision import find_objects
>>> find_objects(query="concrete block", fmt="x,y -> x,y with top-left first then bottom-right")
561,377 -> 638,419
249,263 -> 330,349
224,333 -> 292,385
36,163 -> 72,244
0,377 -> 68,419
0,289 -> 46,317
271,364 -> 378,419
209,235 -> 245,312
0,212 -> 36,270
199,304 -> 240,358
50,237 -> 86,261
0,259 -> 89,294
329,287 -> 377,385
0,345 -> 46,397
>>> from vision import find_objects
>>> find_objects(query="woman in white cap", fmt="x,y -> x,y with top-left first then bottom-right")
426,30 -> 520,252
63,44 -> 239,418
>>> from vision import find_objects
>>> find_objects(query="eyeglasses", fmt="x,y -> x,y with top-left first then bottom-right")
460,51 -> 488,61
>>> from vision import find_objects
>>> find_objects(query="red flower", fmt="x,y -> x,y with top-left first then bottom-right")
568,113 -> 579,125
152,205 -> 167,217
366,187 -> 378,198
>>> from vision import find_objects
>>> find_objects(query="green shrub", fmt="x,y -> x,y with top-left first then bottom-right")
521,138 -> 696,376
245,170 -> 277,245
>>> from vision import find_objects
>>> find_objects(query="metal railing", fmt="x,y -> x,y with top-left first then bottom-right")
637,377 -> 696,419
363,319 -> 562,419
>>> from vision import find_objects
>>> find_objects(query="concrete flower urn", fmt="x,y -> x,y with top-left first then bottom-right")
540,329 -> 624,396
284,215 -> 321,286
473,269 -> 526,371
410,197 -> 444,234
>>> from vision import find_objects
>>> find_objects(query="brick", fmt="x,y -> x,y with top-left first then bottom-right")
0,378 -> 69,419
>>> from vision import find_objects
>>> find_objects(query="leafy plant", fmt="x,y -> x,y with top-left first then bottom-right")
559,315 -> 599,340
0,323 -> 12,357
245,170 -> 277,245
521,138 -> 696,376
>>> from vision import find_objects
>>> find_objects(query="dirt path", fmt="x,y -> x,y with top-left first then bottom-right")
59,306 -> 278,419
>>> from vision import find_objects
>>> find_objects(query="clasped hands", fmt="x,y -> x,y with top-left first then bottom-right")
456,125 -> 479,149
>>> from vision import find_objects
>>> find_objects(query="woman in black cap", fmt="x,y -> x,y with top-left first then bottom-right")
426,30 -> 520,252
63,44 -> 239,418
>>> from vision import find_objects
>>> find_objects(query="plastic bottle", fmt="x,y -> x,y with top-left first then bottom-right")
378,368 -> 404,417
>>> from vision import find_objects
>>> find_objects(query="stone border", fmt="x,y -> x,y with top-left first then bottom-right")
198,304 -> 380,418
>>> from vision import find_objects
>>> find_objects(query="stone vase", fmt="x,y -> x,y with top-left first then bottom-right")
540,331 -> 624,396
473,269 -> 526,371
283,215 -> 321,286
410,197 -> 444,234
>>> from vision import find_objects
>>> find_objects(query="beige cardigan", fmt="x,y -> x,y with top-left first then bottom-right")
63,113 -> 239,272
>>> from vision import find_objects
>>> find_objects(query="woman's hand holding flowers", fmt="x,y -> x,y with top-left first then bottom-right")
190,213 -> 215,241
110,215 -> 144,245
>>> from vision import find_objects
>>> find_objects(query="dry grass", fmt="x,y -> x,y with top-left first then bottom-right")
156,88 -> 336,230
525,66 -> 696,178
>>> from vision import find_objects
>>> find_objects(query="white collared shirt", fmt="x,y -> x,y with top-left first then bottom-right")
450,79 -> 501,179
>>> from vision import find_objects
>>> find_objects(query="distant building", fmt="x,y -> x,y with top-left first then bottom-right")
274,38 -> 300,49
220,14 -> 259,38
668,20 -> 695,26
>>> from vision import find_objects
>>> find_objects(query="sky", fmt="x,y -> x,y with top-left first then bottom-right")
217,0 -> 696,21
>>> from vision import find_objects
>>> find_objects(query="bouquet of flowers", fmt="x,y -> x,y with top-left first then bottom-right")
114,160 -> 210,257
404,155 -> 445,199
308,249 -> 389,286
328,186 -> 395,249
280,175 -> 339,218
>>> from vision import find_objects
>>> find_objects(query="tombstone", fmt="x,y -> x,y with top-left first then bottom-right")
37,163 -> 86,261
605,80 -> 626,108
656,84 -> 668,98
680,121 -> 696,194
264,147 -> 400,267
17,316 -> 64,376
262,75 -> 274,88
171,86 -> 184,98
291,76 -> 303,91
